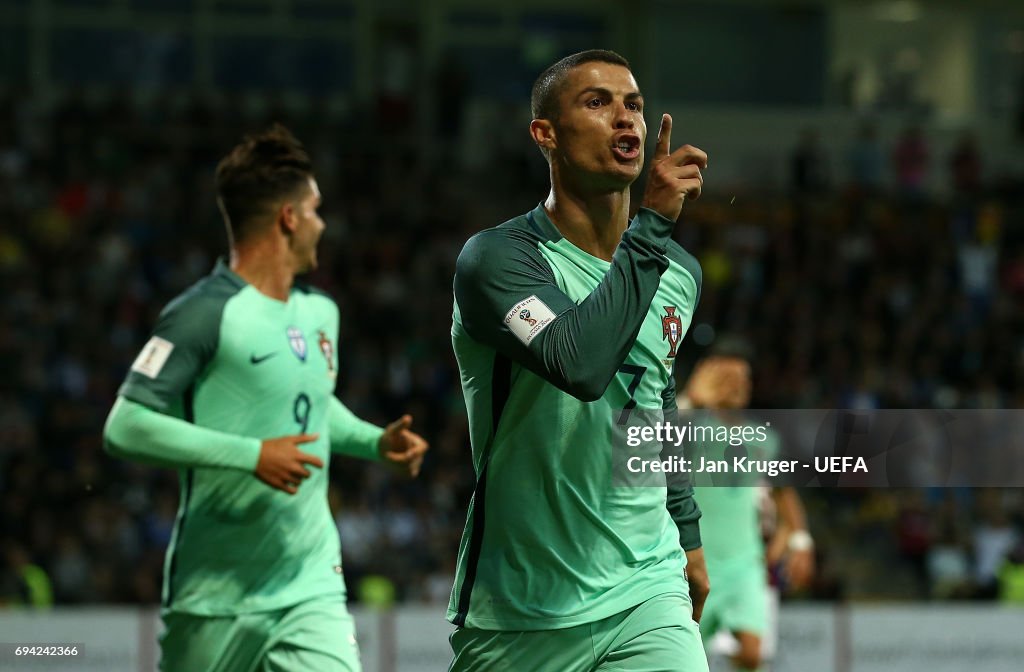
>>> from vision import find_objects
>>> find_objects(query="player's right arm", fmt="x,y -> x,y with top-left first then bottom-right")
104,396 -> 261,470
455,216 -> 664,401
455,115 -> 705,401
103,288 -> 321,494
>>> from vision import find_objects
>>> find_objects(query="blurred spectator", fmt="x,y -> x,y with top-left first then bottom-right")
336,499 -> 380,569
926,494 -> 973,599
435,50 -> 470,140
358,575 -> 397,609
846,122 -> 884,193
375,26 -> 418,133
949,130 -> 983,196
790,127 -> 830,194
896,492 -> 931,596
998,540 -> 1024,603
972,494 -> 1021,598
892,125 -> 930,197
0,542 -> 53,608
50,533 -> 90,604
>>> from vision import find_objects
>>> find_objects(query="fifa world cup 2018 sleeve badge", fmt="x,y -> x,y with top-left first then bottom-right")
661,306 -> 682,358
318,330 -> 336,378
519,308 -> 538,327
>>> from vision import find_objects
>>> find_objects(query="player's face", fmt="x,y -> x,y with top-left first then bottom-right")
720,358 -> 752,409
292,177 -> 325,273
552,63 -> 646,188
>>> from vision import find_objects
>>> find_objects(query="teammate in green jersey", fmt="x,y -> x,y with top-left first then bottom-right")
102,125 -> 428,672
448,50 -> 710,671
681,354 -> 814,672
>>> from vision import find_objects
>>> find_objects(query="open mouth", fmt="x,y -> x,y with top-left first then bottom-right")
611,134 -> 641,161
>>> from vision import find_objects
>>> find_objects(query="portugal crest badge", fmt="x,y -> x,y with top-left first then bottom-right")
287,326 -> 307,361
318,330 -> 336,377
661,306 -> 682,358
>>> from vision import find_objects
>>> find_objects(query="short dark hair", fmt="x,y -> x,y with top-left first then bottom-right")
530,49 -> 631,121
214,124 -> 313,244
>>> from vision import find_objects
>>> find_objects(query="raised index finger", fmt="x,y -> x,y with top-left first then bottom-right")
654,114 -> 672,160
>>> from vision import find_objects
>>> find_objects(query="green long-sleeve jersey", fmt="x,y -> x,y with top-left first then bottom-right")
104,259 -> 383,615
694,422 -> 781,571
448,204 -> 703,631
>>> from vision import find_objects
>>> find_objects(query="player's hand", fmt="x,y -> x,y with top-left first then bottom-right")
378,414 -> 429,478
784,548 -> 815,590
684,547 -> 711,624
255,434 -> 323,495
640,114 -> 708,222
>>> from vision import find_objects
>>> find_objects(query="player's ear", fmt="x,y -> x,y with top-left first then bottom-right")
530,118 -> 556,156
278,201 -> 298,235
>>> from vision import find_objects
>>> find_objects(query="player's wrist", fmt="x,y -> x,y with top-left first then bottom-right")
787,529 -> 814,552
631,207 -> 675,247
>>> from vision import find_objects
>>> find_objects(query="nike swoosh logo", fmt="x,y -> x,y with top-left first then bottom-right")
250,353 -> 278,365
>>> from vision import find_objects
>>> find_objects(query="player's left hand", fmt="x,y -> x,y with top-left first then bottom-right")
684,547 -> 711,624
378,414 -> 429,477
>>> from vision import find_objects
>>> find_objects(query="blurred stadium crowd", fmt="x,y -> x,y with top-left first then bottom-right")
1,89 -> 1023,610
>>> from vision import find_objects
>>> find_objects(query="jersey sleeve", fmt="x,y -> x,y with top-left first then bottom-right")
104,397 -> 261,470
117,289 -> 223,411
327,396 -> 384,460
454,208 -> 676,401
666,241 -> 702,312
105,283 -> 261,471
663,375 -> 702,551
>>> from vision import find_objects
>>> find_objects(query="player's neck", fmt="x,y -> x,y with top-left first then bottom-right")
230,241 -> 295,303
543,185 -> 630,262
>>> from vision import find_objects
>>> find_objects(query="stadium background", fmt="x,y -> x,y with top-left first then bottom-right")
1,0 -> 1024,669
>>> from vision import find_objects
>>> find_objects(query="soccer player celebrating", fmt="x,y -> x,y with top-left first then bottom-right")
448,50 -> 709,671
682,353 -> 815,672
103,125 -> 428,672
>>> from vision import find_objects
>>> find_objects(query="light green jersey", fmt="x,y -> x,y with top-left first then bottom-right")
449,204 -> 703,631
693,421 -> 781,568
112,260 -> 363,616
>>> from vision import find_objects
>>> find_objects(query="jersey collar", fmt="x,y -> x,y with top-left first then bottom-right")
526,203 -> 564,243
212,257 -> 248,290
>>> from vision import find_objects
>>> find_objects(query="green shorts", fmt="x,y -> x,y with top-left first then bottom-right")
159,595 -> 360,672
449,592 -> 709,672
699,560 -> 767,642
